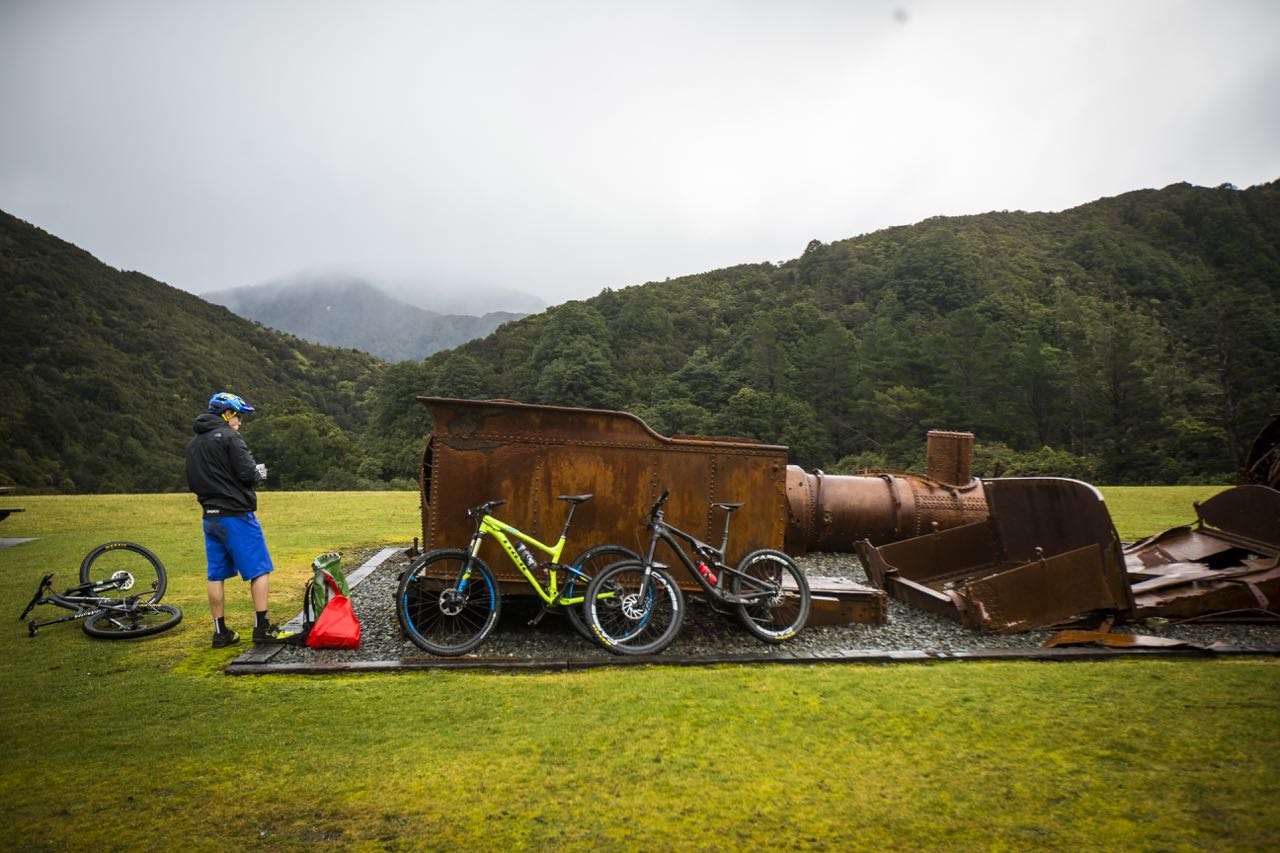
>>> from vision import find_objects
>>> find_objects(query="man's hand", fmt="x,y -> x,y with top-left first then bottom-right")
255,463 -> 269,481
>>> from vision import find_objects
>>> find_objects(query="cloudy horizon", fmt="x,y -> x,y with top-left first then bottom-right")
2,0 -> 1278,310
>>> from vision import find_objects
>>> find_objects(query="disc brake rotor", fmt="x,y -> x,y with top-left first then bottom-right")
438,589 -> 465,617
620,593 -> 647,620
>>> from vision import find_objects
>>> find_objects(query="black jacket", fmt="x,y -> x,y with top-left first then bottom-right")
186,413 -> 259,516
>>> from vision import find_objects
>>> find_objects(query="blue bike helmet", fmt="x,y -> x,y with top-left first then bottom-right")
208,392 -> 256,415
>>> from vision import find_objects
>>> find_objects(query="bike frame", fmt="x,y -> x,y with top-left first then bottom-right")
21,576 -> 143,633
642,512 -> 782,606
457,510 -> 590,606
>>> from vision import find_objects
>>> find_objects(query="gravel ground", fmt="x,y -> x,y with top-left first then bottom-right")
269,546 -> 1280,665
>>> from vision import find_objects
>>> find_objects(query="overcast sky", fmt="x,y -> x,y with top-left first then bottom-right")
2,0 -> 1278,308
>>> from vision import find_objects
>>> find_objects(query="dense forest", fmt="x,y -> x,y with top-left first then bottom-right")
2,179 -> 1277,493
362,180 -> 1280,486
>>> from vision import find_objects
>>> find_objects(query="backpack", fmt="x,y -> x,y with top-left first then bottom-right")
298,552 -> 362,649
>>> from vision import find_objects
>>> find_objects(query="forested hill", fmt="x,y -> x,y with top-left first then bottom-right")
205,277 -> 525,362
0,211 -> 384,492
365,181 -> 1280,485
4,180 -> 1277,493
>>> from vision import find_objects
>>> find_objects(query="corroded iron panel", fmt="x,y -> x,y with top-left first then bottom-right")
1124,484 -> 1280,621
856,477 -> 1133,632
419,398 -> 788,584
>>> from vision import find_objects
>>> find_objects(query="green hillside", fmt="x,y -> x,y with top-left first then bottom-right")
0,211 -> 385,492
366,180 -> 1280,484
5,180 -> 1278,492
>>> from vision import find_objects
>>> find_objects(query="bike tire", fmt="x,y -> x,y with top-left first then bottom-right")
397,549 -> 501,656
82,604 -> 183,639
584,560 -> 684,656
731,549 -> 811,643
79,541 -> 167,603
563,544 -> 639,643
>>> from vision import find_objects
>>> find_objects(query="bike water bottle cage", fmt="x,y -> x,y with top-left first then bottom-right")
466,499 -> 506,519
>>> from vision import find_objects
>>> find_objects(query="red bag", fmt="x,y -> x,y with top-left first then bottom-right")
306,575 -> 362,649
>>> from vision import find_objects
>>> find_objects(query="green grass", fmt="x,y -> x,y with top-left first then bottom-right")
1,488 -> 1276,850
1101,485 -> 1228,541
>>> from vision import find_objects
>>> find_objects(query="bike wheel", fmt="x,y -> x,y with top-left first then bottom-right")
731,549 -> 811,643
584,561 -> 684,656
79,542 -> 166,603
562,544 -> 639,643
83,604 -> 182,639
397,549 -> 501,656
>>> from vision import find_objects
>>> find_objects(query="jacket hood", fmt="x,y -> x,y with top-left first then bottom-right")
193,412 -> 226,435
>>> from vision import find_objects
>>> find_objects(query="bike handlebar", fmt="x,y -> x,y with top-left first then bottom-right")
18,574 -> 53,622
466,499 -> 506,519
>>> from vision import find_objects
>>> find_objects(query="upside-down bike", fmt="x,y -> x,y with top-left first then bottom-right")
18,541 -> 182,639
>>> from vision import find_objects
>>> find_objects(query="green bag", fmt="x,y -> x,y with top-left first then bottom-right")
307,552 -> 349,620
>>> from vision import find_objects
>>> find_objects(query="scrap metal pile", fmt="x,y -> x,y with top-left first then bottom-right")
418,398 -> 1280,638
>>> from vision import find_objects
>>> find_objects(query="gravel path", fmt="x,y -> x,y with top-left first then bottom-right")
269,547 -> 1280,665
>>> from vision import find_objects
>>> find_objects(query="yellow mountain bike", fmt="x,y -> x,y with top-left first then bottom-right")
396,494 -> 637,655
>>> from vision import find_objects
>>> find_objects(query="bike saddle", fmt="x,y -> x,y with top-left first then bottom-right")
557,494 -> 593,504
712,502 -> 743,511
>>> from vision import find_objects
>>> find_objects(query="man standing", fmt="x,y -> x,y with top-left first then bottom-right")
186,392 -> 287,647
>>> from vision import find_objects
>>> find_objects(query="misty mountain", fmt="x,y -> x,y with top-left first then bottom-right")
382,282 -> 546,316
204,276 -> 526,362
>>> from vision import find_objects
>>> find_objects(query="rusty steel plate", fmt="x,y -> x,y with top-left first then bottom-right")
418,398 -> 789,585
856,478 -> 1132,633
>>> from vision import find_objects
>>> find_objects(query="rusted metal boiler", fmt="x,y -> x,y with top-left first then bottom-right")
417,398 -> 988,578
784,430 -> 989,554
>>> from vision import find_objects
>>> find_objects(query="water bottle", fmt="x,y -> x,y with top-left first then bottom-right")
697,562 -> 718,586
515,542 -> 538,571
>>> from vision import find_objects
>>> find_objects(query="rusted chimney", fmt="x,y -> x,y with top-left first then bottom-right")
925,430 -> 974,486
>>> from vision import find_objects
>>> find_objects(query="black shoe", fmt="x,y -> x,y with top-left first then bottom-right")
212,627 -> 240,649
252,623 -> 295,645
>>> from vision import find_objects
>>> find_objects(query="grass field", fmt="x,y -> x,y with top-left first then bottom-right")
1,486 -> 1276,849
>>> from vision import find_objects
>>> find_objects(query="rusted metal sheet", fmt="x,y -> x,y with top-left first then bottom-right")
418,397 -> 789,585
1245,414 -> 1280,489
856,478 -> 1133,633
1125,484 -> 1280,621
805,576 -> 887,626
1042,630 -> 1210,650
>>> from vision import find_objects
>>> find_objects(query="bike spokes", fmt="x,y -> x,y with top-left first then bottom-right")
585,562 -> 683,655
732,551 -> 810,642
84,548 -> 164,602
399,552 -> 500,655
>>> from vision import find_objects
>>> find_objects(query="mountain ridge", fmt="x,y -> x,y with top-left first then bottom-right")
204,276 -> 525,361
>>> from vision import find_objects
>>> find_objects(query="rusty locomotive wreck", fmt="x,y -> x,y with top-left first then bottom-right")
417,398 -> 1280,634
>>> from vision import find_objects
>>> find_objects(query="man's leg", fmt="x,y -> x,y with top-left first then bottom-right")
204,518 -> 239,646
228,513 -> 282,643
250,574 -> 269,612
208,580 -> 226,619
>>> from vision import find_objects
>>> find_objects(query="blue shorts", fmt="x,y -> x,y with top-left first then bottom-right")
203,513 -> 274,582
